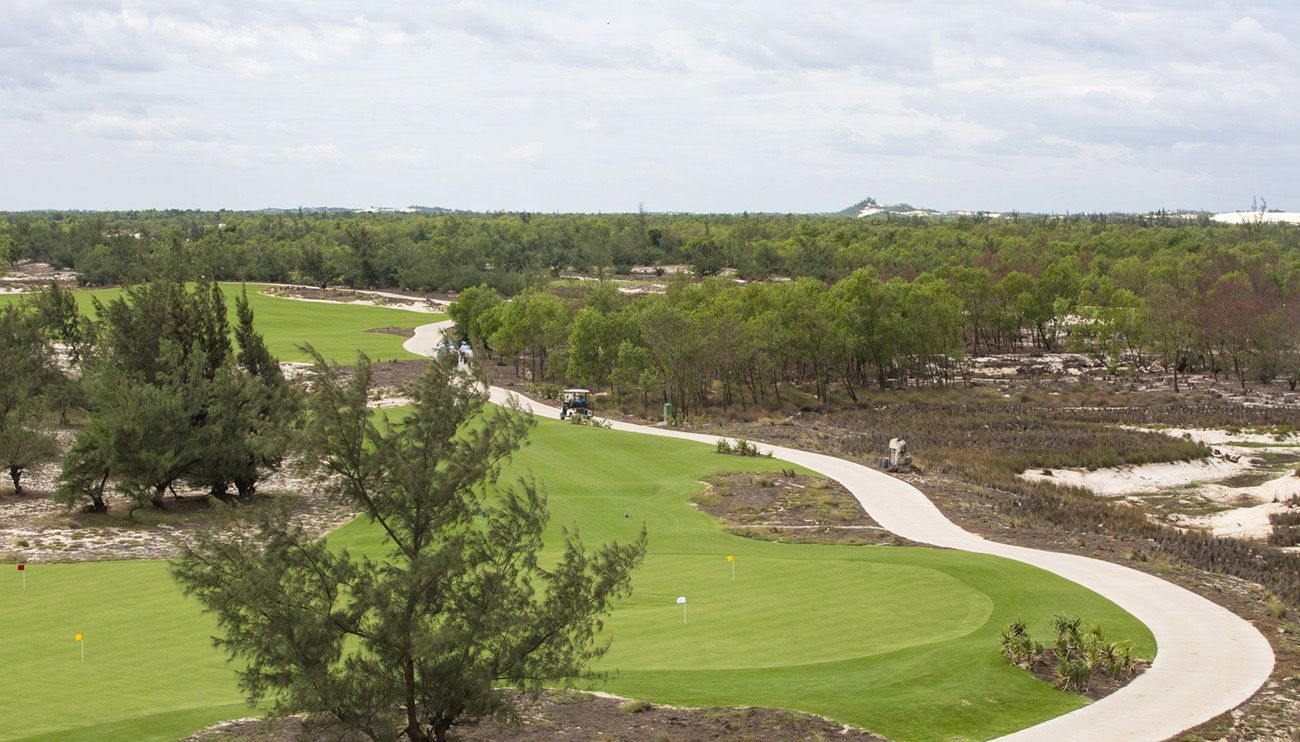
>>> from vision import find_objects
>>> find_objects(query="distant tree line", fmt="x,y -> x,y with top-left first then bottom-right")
4,208 -> 1299,296
5,209 -> 1300,402
451,238 -> 1300,411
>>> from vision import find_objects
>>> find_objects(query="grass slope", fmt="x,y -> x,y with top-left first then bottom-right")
0,283 -> 442,363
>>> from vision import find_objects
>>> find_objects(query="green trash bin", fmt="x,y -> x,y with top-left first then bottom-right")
663,403 -> 674,426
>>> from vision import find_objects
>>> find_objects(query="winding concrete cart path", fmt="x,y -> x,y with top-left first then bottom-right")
399,316 -> 1274,741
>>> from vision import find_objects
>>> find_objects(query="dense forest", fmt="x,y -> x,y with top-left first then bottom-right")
4,210 -> 1299,408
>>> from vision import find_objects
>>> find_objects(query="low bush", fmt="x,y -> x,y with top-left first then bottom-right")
715,438 -> 770,457
999,621 -> 1043,669
525,382 -> 562,400
1002,616 -> 1136,692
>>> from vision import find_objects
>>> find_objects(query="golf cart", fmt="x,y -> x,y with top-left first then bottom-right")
560,388 -> 591,420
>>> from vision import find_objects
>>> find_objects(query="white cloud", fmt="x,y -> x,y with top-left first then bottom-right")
280,143 -> 349,165
374,147 -> 429,165
73,113 -> 213,141
502,141 -> 543,162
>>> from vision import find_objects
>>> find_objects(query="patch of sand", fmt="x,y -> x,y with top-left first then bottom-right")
1022,457 -> 1251,497
1023,426 -> 1300,539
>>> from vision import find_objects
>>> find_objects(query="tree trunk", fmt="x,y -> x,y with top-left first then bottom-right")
90,474 -> 108,513
405,661 -> 427,741
8,465 -> 22,496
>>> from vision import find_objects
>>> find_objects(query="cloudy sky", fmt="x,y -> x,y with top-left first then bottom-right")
1,1 -> 1297,213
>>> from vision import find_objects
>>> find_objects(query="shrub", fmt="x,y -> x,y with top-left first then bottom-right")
619,699 -> 653,714
1267,595 -> 1288,619
715,438 -> 770,457
999,621 -> 1043,669
1002,617 -> 1137,691
1055,657 -> 1094,692
525,382 -> 562,400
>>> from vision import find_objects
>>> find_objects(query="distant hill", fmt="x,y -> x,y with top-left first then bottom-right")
835,198 -> 945,218
837,198 -> 1019,219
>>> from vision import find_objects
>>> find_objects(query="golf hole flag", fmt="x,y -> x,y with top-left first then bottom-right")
17,563 -> 24,589
676,596 -> 687,624
75,632 -> 85,662
727,554 -> 735,580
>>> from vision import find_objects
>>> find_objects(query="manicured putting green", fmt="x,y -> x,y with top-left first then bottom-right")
0,283 -> 442,363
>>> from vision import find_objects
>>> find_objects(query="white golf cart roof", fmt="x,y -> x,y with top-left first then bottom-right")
563,388 -> 590,394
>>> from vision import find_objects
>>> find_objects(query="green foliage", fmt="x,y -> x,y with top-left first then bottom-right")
173,352 -> 646,742
0,299 -> 65,494
1001,617 -> 1137,692
999,621 -> 1044,669
57,279 -> 297,511
447,283 -> 503,346
715,438 -> 768,457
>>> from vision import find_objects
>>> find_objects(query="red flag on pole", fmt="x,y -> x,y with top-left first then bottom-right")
16,564 -> 23,571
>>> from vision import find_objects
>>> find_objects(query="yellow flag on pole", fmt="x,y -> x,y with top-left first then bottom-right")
74,633 -> 83,642
726,555 -> 734,563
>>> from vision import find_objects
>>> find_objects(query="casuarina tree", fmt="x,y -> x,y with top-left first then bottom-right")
172,351 -> 646,742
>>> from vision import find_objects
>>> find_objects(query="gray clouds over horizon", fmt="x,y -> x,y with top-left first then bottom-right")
1,1 -> 1297,213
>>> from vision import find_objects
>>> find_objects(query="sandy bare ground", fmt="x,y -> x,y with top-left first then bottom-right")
1022,427 -> 1300,539
0,463 -> 355,563
0,260 -> 79,289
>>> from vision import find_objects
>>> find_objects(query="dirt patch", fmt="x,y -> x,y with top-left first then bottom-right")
366,359 -> 428,389
0,260 -> 79,290
694,471 -> 909,546
0,463 -> 356,563
182,690 -> 886,742
366,326 -> 416,338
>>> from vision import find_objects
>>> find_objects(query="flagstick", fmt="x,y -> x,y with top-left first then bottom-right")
80,640 -> 85,664
21,570 -> 25,589
682,603 -> 687,625
731,561 -> 735,581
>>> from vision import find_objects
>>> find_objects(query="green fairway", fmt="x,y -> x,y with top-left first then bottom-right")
0,283 -> 442,362
0,560 -> 245,742
0,414 -> 1155,742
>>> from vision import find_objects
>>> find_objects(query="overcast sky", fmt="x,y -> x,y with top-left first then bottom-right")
1,1 -> 1297,213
